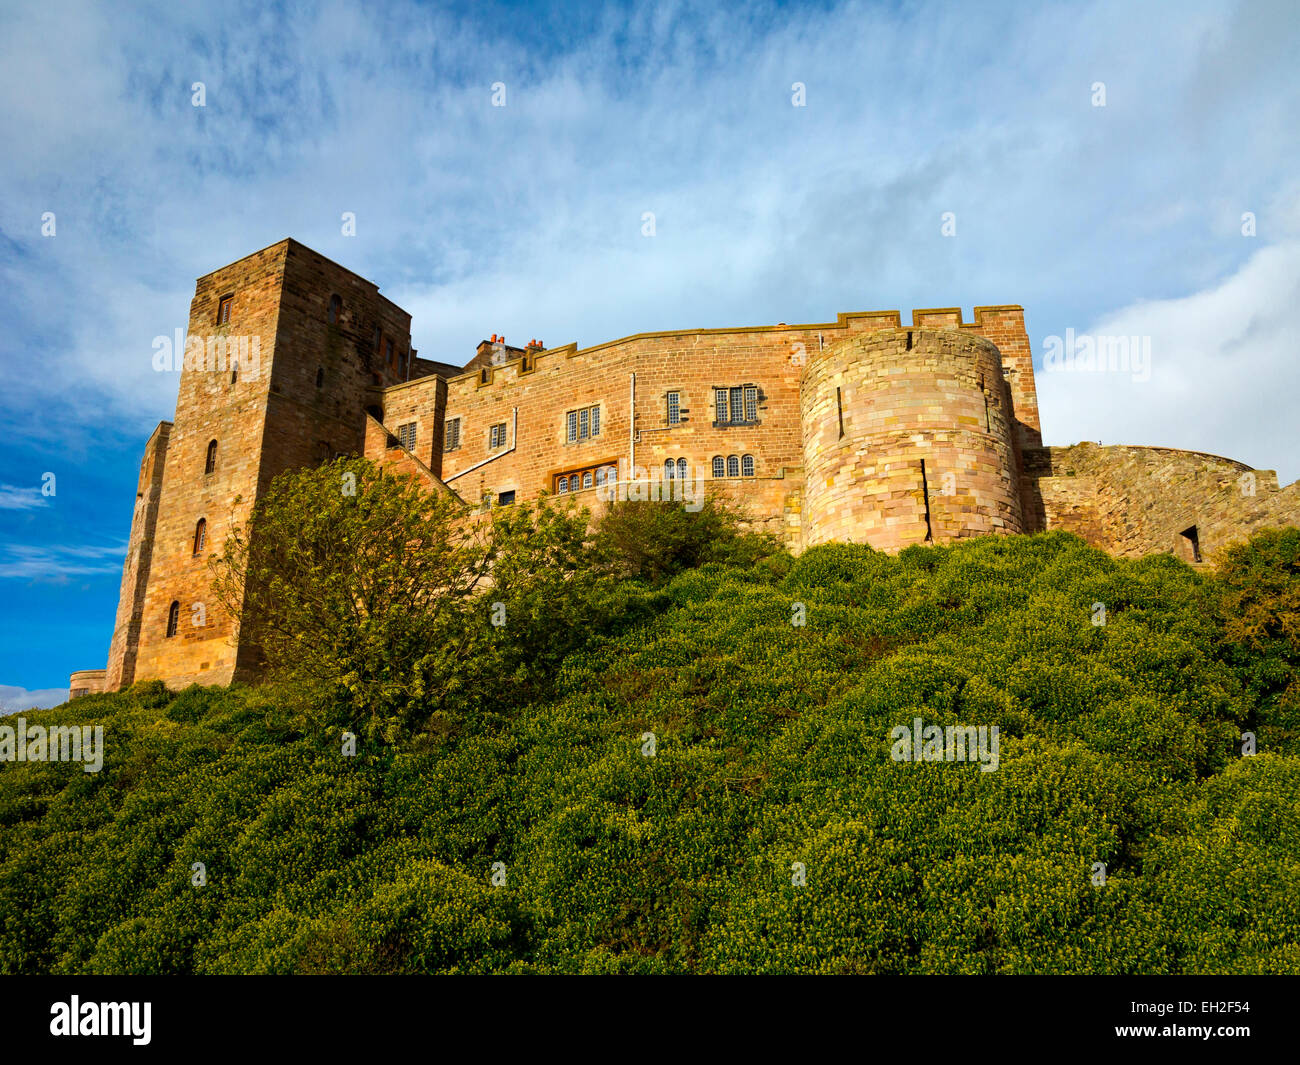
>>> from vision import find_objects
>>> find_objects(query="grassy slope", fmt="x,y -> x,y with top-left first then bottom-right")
2,531 -> 1297,974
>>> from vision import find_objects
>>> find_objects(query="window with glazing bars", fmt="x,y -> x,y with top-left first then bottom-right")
715,384 -> 758,424
566,405 -> 600,442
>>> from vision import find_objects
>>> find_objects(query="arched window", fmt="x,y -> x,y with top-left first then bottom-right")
742,454 -> 755,477
677,458 -> 687,479
557,478 -> 569,494
568,474 -> 580,492
712,456 -> 725,478
193,518 -> 206,557
727,455 -> 739,477
595,467 -> 607,487
166,601 -> 180,638
583,470 -> 593,489
664,459 -> 676,480
328,294 -> 341,325
204,440 -> 217,474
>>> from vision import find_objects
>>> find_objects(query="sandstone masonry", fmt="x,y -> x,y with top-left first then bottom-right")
68,238 -> 1300,693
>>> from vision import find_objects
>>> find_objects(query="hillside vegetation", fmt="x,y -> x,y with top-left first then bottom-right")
2,465 -> 1298,974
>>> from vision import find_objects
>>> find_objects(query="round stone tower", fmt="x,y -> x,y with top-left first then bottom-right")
800,328 -> 1024,551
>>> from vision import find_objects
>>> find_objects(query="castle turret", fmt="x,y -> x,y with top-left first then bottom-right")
800,328 -> 1024,551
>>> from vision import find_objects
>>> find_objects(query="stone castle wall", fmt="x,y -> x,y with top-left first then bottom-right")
105,420 -> 170,689
800,329 -> 1023,551
1023,442 -> 1300,562
71,241 -> 1299,693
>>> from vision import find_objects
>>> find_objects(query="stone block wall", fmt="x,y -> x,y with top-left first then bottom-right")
1024,442 -> 1300,561
105,420 -> 170,689
800,329 -> 1024,551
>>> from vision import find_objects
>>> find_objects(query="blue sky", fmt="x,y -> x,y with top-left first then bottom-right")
1,0 -> 1297,708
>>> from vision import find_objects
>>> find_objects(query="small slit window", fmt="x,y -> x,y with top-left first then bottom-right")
328,294 -> 341,325
315,367 -> 325,389
192,518 -> 207,556
204,439 -> 217,475
166,601 -> 180,638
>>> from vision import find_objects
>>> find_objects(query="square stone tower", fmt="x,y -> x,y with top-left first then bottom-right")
111,239 -> 413,689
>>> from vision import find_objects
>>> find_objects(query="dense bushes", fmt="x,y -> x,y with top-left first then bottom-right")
2,526 -> 1299,973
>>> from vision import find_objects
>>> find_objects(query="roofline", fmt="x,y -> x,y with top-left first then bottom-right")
382,305 -> 1027,392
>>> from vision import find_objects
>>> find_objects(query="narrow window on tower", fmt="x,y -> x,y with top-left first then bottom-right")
328,294 -> 341,325
316,367 -> 325,389
216,294 -> 233,325
444,418 -> 461,451
920,460 -> 933,543
166,601 -> 180,638
836,386 -> 844,439
666,391 -> 680,425
205,439 -> 218,475
193,518 -> 207,557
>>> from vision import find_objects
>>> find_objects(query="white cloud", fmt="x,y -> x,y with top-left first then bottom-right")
0,685 -> 69,714
0,542 -> 126,581
1037,240 -> 1300,485
0,484 -> 49,511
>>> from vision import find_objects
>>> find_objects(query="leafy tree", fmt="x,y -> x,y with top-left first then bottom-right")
593,494 -> 781,585
210,457 -> 603,740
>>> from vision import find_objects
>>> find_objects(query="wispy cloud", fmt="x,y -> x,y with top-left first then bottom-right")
0,542 -> 126,581
0,484 -> 49,511
0,684 -> 69,714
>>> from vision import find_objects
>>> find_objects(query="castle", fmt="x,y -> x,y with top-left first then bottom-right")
67,238 -> 1300,697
